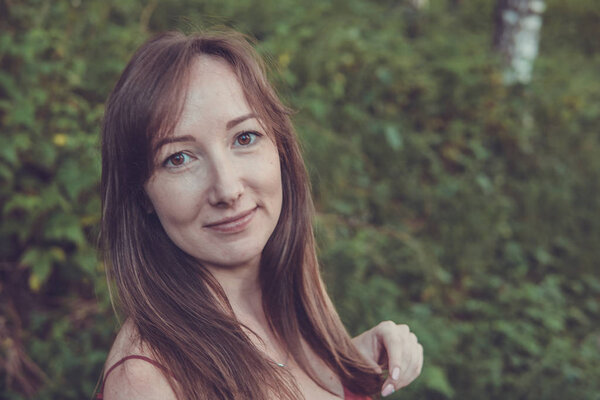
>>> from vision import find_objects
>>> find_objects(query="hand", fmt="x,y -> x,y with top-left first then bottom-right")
352,321 -> 423,397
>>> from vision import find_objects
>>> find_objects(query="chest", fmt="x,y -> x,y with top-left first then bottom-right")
282,351 -> 345,400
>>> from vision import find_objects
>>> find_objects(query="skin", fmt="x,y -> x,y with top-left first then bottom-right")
353,321 -> 424,397
104,56 -> 423,399
144,56 -> 282,277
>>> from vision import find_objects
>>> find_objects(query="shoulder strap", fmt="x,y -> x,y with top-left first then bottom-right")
97,355 -> 164,399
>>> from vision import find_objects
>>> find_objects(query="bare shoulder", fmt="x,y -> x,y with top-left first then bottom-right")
104,318 -> 145,367
103,356 -> 177,400
103,319 -> 177,400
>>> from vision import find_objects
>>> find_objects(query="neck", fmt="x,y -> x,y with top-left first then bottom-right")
204,257 -> 264,319
204,258 -> 288,364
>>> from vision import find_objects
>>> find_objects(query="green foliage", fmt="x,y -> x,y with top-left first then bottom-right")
1,0 -> 599,399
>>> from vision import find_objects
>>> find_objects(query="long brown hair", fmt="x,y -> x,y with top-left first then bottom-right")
100,30 -> 382,399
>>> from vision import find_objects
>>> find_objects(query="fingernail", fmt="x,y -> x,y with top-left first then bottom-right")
392,367 -> 400,380
382,384 -> 395,397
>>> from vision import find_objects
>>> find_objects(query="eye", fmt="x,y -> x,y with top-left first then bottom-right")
164,152 -> 192,168
234,131 -> 260,147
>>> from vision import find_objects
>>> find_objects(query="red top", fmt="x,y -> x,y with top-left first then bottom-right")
96,355 -> 370,399
343,386 -> 371,400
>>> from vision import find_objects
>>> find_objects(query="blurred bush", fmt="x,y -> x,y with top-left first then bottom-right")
1,0 -> 599,399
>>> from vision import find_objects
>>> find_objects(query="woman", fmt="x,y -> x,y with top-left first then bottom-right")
98,30 -> 422,400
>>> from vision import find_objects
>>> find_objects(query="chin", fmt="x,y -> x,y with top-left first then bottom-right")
198,246 -> 264,270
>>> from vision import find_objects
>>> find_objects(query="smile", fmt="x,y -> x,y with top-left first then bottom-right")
203,207 -> 258,233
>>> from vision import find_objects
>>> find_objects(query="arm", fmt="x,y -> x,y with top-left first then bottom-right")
352,321 -> 423,397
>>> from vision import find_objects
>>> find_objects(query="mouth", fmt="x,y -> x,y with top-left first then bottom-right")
204,207 -> 258,233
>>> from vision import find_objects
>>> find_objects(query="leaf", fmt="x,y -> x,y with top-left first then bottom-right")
0,163 -> 14,184
21,248 -> 53,292
44,213 -> 86,246
384,125 -> 404,151
423,365 -> 455,397
3,193 -> 42,215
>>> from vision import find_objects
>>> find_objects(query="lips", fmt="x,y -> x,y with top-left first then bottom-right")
204,207 -> 257,233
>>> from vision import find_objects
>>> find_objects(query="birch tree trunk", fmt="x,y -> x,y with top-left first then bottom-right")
493,0 -> 546,85
409,0 -> 429,10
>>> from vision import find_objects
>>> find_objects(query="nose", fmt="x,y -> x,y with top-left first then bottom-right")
207,154 -> 244,207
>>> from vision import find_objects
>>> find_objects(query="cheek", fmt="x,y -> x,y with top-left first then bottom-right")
274,167 -> 283,208
265,151 -> 283,209
145,177 -> 202,224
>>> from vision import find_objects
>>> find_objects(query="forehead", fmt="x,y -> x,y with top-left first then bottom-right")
148,54 -> 271,159
176,55 -> 251,125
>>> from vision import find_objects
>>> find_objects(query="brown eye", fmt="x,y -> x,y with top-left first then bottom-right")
235,131 -> 258,146
165,152 -> 189,168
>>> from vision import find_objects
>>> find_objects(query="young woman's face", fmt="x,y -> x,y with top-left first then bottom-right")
144,56 -> 283,271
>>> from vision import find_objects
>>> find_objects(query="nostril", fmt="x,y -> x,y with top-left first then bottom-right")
206,154 -> 245,207
208,179 -> 244,207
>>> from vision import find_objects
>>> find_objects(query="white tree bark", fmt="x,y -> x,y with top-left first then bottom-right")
409,0 -> 429,10
493,0 -> 546,85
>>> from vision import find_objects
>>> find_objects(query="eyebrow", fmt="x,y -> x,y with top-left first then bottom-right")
153,135 -> 196,153
226,113 -> 257,130
153,113 -> 258,152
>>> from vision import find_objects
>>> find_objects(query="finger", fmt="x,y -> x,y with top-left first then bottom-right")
396,342 -> 424,389
381,381 -> 396,397
381,363 -> 417,396
416,343 -> 424,375
398,333 -> 418,380
364,355 -> 383,374
381,325 -> 422,392
380,324 -> 409,375
352,328 -> 383,374
381,366 -> 414,397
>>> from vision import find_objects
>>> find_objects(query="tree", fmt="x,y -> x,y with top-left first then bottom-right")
409,0 -> 429,10
493,0 -> 546,84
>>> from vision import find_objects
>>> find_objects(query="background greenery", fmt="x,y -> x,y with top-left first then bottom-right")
1,0 -> 599,399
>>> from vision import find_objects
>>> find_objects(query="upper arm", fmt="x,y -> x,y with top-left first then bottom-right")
103,358 -> 177,400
